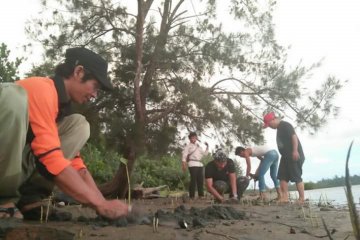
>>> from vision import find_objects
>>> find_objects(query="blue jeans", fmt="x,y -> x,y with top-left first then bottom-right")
258,150 -> 280,192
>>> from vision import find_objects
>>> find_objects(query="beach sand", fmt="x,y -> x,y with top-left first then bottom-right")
1,194 -> 355,240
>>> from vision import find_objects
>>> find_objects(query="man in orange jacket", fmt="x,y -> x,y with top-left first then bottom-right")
0,48 -> 129,220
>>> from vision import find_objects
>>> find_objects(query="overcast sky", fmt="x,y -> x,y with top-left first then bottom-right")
271,0 -> 360,183
1,0 -> 359,185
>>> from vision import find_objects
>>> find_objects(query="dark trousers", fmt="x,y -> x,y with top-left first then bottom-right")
18,114 -> 89,208
188,166 -> 204,198
213,176 -> 250,199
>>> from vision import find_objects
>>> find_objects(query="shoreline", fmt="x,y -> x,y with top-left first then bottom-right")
263,184 -> 360,206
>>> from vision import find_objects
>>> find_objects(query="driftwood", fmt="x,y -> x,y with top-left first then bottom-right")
131,185 -> 168,199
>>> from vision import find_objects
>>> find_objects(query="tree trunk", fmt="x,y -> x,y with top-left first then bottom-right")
99,0 -> 154,198
99,142 -> 136,198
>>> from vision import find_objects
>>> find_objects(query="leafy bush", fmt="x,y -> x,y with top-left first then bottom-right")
233,159 -> 244,177
131,154 -> 189,190
83,143 -> 244,192
81,143 -> 124,184
304,181 -> 316,190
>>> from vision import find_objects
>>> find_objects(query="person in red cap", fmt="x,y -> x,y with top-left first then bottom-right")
0,48 -> 129,220
263,112 -> 305,204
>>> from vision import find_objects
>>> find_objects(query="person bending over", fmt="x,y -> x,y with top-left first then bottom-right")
235,146 -> 281,200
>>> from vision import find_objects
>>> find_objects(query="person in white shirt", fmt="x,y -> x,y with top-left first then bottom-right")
235,145 -> 281,200
181,132 -> 208,199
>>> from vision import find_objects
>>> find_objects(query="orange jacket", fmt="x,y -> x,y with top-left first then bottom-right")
16,77 -> 86,176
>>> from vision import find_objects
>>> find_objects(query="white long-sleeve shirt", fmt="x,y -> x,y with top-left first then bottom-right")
182,142 -> 208,167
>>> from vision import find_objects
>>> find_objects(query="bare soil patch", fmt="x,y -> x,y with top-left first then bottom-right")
0,195 -> 355,240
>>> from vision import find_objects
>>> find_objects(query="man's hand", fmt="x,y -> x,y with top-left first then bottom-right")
249,173 -> 258,181
291,134 -> 300,161
182,161 -> 187,172
95,199 -> 129,220
204,142 -> 209,150
292,150 -> 299,161
55,166 -> 128,220
215,196 -> 225,203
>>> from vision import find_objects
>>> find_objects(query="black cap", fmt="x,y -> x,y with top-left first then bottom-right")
213,149 -> 227,162
65,47 -> 113,91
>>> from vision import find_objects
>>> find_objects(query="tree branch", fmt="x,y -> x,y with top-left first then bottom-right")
134,0 -> 146,123
146,103 -> 179,123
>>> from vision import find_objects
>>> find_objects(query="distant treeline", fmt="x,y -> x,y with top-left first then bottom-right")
303,175 -> 360,190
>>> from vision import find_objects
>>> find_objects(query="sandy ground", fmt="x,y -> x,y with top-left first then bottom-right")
1,194 -> 356,240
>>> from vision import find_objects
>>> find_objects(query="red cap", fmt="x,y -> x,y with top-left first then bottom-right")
263,112 -> 275,128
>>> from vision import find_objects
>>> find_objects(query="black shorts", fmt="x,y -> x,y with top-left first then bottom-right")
277,155 -> 304,183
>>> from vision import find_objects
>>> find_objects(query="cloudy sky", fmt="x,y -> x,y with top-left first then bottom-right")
1,0 -> 359,185
271,0 -> 360,182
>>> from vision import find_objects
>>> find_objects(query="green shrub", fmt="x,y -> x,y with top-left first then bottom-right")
304,181 -> 316,190
81,143 -> 124,184
131,154 -> 189,190
233,159 -> 244,177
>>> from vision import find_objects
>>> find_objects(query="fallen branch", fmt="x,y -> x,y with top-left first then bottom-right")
321,217 -> 334,240
205,229 -> 238,240
131,185 -> 168,199
256,219 -> 334,238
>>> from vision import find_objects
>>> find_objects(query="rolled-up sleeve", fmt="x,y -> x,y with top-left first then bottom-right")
71,155 -> 87,170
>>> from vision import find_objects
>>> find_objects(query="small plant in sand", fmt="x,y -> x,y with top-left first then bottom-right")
75,228 -> 84,240
344,141 -> 360,240
319,142 -> 359,240
39,193 -> 54,223
317,193 -> 332,207
118,157 -> 131,205
301,202 -> 320,228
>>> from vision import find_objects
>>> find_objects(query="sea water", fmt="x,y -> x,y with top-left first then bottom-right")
290,184 -> 360,205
